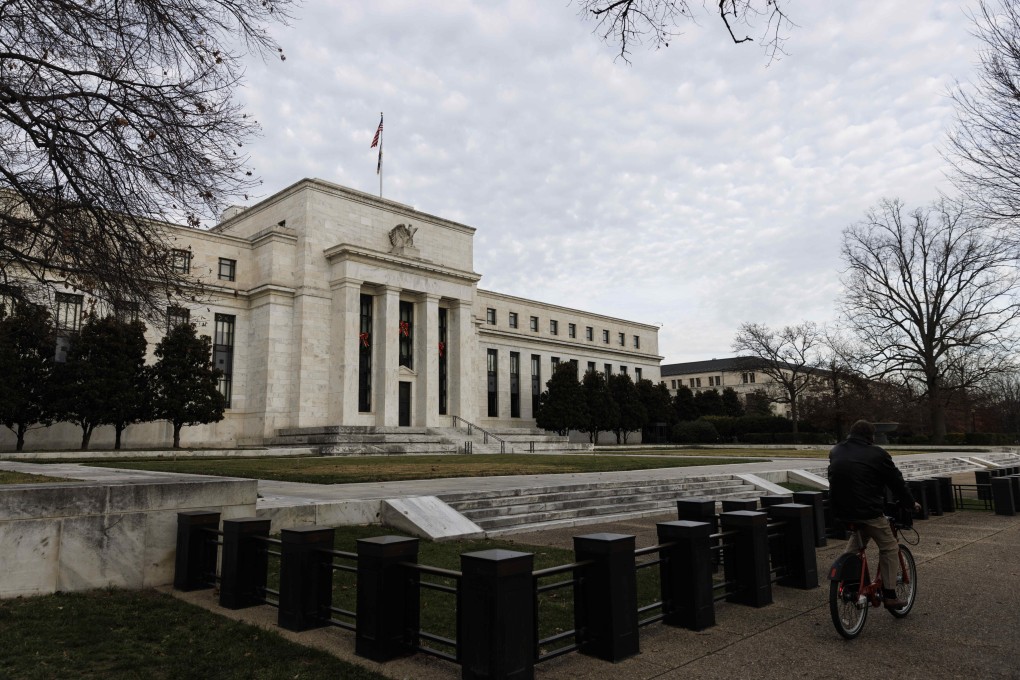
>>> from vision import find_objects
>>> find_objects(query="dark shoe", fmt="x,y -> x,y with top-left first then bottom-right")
884,597 -> 908,609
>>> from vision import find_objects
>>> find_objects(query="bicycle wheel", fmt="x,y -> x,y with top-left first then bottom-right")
829,576 -> 868,639
887,544 -> 917,618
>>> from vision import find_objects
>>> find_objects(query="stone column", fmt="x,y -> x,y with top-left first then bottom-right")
328,278 -> 362,424
449,299 -> 476,422
417,294 -> 441,427
375,286 -> 401,426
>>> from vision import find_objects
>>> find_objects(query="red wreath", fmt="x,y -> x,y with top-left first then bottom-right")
399,321 -> 410,337
438,341 -> 445,357
359,332 -> 370,348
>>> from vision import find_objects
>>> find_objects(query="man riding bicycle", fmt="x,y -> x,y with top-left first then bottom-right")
828,420 -> 920,609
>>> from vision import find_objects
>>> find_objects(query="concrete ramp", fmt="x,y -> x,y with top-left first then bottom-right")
733,473 -> 789,495
381,496 -> 484,541
788,469 -> 829,489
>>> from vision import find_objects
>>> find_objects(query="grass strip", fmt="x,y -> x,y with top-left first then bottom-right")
0,470 -> 74,485
76,453 -> 763,484
0,589 -> 388,680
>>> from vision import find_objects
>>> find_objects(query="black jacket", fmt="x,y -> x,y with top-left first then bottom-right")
827,436 -> 914,521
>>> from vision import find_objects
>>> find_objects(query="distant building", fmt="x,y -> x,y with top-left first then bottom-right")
660,356 -> 821,418
1,179 -> 662,450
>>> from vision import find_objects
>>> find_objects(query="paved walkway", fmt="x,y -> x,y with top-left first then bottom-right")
170,505 -> 1020,680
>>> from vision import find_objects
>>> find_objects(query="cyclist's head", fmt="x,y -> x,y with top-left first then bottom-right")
849,419 -> 875,444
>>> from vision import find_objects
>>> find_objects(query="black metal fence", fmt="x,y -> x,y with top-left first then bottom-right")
174,468 -> 1020,679
174,498 -> 820,679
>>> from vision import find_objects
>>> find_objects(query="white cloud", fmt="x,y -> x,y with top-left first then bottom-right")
233,0 -> 984,363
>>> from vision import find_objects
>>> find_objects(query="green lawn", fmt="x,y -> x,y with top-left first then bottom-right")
0,589 -> 387,680
79,453 -> 764,484
0,470 -> 74,485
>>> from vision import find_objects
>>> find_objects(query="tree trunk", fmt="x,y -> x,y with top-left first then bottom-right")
114,424 -> 124,450
790,391 -> 800,442
929,388 -> 947,444
173,422 -> 183,449
16,424 -> 26,452
80,423 -> 93,450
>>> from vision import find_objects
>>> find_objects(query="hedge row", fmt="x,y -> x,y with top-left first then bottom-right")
671,419 -> 834,445
895,432 -> 1020,446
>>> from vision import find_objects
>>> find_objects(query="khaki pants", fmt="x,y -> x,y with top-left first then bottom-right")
845,516 -> 900,592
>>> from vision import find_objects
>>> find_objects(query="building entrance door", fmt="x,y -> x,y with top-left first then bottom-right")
398,381 -> 411,426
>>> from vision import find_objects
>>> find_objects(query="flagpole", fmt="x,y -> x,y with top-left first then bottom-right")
379,124 -> 383,199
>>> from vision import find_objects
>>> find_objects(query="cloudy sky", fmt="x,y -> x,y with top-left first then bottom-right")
233,1 -> 983,363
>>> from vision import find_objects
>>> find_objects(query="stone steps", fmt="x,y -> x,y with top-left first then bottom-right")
440,475 -> 760,533
318,443 -> 458,455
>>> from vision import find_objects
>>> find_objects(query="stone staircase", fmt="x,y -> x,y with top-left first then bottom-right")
438,475 -> 762,536
268,425 -> 588,455
270,427 -> 458,455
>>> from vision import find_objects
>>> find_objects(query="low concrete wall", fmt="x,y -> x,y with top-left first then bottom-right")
0,477 -> 256,599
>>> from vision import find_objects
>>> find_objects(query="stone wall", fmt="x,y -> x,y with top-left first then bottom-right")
0,477 -> 256,598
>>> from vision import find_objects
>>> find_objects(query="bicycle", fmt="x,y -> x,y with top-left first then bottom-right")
827,511 -> 918,639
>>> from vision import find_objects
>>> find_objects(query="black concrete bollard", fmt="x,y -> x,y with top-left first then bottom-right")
766,504 -> 818,590
759,494 -> 793,510
219,517 -> 271,609
720,511 -> 772,607
355,536 -> 420,662
991,477 -> 1016,516
656,521 -> 715,631
908,480 -> 929,520
173,510 -> 220,591
573,533 -> 639,662
923,478 -> 943,516
976,470 -> 993,501
722,498 -> 758,512
460,549 -> 535,680
934,476 -> 955,512
677,497 -> 720,567
792,491 -> 827,547
278,526 -> 335,632
1008,476 -> 1020,511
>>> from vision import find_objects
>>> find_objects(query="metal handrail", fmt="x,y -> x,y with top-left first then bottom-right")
449,414 -> 508,454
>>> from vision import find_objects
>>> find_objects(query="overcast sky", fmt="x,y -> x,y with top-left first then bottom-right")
234,1 -> 983,363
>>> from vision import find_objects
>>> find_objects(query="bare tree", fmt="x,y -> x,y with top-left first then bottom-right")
946,0 -> 1020,222
0,0 -> 292,321
732,320 -> 823,438
574,0 -> 793,62
840,197 -> 1020,443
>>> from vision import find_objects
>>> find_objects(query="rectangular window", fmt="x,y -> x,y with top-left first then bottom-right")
530,316 -> 539,332
214,313 -> 236,408
689,378 -> 696,388
167,306 -> 190,330
487,348 -> 498,417
633,335 -> 640,349
550,319 -> 558,335
696,377 -> 702,388
551,356 -> 560,370
510,351 -> 520,418
620,365 -> 628,375
399,300 -> 414,369
586,326 -> 593,341
618,332 -> 625,346
54,293 -> 83,333
604,363 -> 612,377
531,355 -> 541,417
171,249 -> 191,274
587,361 -> 596,374
742,372 -> 756,384
359,294 -> 373,412
671,380 -> 677,389
218,258 -> 236,282
509,312 -> 518,329
568,323 -> 576,338
635,367 -> 642,381
486,307 -> 496,325
602,329 -> 609,343
115,301 -> 139,324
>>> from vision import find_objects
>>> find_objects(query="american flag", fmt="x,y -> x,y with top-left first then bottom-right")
370,114 -> 383,148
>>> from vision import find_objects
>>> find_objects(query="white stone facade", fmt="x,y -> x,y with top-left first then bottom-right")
3,179 -> 661,450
